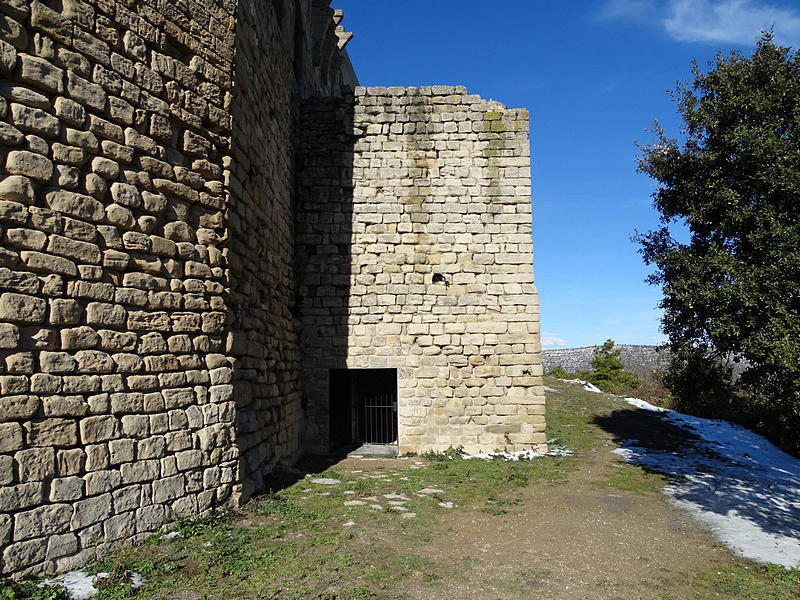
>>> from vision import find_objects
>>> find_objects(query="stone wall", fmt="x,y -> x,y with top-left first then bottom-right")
542,345 -> 666,378
0,0 -> 541,578
227,0 -> 356,495
297,87 -> 545,455
0,0 -> 240,576
0,0 -> 355,577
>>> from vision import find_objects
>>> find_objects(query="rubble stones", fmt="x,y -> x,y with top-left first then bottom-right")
5,150 -> 53,181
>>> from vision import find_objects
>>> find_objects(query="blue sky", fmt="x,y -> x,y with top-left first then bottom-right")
335,0 -> 800,348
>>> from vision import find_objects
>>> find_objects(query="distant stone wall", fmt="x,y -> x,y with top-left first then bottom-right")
542,345 -> 666,378
297,86 -> 545,455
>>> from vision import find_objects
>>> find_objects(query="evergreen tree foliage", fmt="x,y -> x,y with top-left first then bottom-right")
579,339 -> 640,391
635,32 -> 800,453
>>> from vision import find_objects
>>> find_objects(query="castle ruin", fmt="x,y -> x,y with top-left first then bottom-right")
0,0 -> 545,576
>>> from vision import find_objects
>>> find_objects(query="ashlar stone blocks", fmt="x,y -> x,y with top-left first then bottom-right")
297,86 -> 546,455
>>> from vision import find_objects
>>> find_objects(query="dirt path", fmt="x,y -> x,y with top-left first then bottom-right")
395,437 -> 736,599
69,382 -> 795,600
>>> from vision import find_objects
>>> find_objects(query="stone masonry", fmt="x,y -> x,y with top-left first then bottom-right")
297,88 -> 546,455
0,0 -> 543,577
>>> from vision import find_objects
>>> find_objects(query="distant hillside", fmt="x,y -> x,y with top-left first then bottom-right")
542,345 -> 666,378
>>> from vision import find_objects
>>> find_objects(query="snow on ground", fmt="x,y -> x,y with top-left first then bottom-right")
39,571 -> 146,600
613,396 -> 800,569
558,378 -> 603,393
464,446 -> 573,461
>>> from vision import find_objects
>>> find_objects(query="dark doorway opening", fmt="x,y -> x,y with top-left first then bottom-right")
329,368 -> 398,451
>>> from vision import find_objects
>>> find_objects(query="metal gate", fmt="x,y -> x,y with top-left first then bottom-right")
358,392 -> 397,444
329,368 -> 398,449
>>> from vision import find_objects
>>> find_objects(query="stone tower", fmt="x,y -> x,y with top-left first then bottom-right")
0,0 -> 543,576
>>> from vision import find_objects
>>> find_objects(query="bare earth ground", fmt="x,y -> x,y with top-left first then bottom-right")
401,452 -> 730,600
337,443 -> 732,599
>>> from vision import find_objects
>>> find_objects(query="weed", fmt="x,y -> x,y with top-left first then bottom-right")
0,580 -> 67,600
697,563 -> 800,599
422,446 -> 464,462
174,512 -> 226,537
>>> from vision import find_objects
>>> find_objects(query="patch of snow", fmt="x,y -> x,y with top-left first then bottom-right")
543,386 -> 559,393
438,501 -> 455,508
464,447 -> 573,461
39,572 -> 108,600
39,571 -> 147,600
128,572 -> 146,590
558,378 -> 603,393
623,396 -> 667,412
161,531 -> 183,540
616,396 -> 800,568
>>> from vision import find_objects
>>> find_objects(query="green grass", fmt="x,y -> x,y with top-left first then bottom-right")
544,376 -> 629,452
65,451 -> 570,600
693,563 -> 800,599
0,580 -> 67,600
598,463 -> 668,494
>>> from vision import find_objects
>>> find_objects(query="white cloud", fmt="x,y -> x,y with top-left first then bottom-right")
664,0 -> 800,45
541,333 -> 569,349
599,0 -> 800,46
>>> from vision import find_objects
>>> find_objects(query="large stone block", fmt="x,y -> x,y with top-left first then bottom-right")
0,322 -> 20,348
10,103 -> 60,138
13,503 -> 71,540
5,151 -> 53,182
46,190 -> 104,221
0,292 -> 47,323
18,54 -> 64,94
0,175 -> 35,204
86,302 -> 127,327
0,482 -> 45,512
20,251 -> 78,277
24,418 -> 78,447
0,422 -> 23,452
15,447 -> 56,481
2,539 -> 45,576
66,71 -> 106,112
70,493 -> 112,529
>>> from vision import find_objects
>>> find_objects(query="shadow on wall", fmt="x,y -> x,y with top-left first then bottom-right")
228,0 -> 315,498
295,95 -> 355,455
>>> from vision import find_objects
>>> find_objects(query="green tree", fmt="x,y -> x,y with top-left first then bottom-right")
635,32 -> 800,453
579,339 -> 640,392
